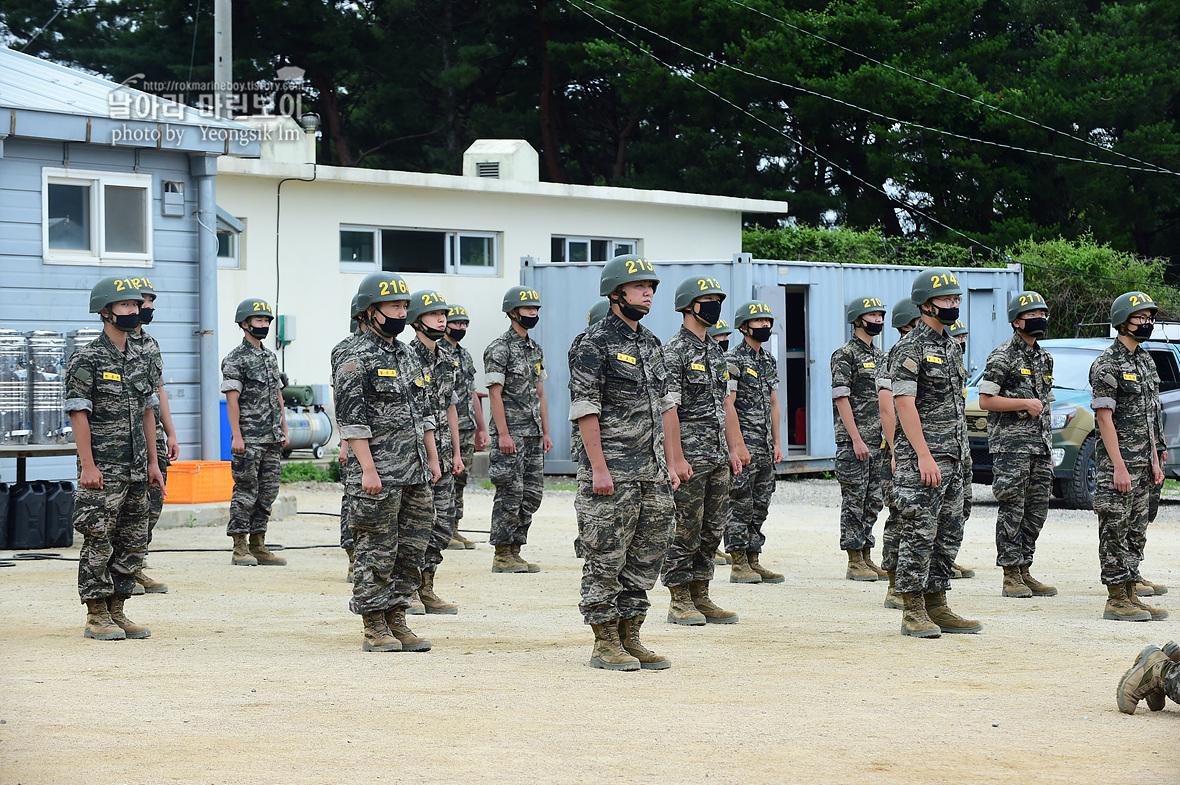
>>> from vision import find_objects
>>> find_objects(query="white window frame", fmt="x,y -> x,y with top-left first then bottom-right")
338,225 -> 500,276
549,235 -> 639,264
42,167 -> 154,267
217,230 -> 240,269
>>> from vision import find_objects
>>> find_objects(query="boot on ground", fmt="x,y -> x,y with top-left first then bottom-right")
728,551 -> 762,584
846,549 -> 878,581
666,584 -> 706,626
1137,578 -> 1168,596
689,580 -> 738,624
420,570 -> 458,614
900,591 -> 941,638
231,534 -> 257,566
453,530 -> 477,549
134,568 -> 168,594
589,620 -> 640,671
924,590 -> 982,634
407,592 -> 426,615
1020,566 -> 1057,597
1126,582 -> 1169,621
1104,584 -> 1151,622
361,611 -> 402,652
951,562 -> 976,579
1149,642 -> 1180,711
510,543 -> 540,573
249,533 -> 287,565
883,571 -> 904,610
861,548 -> 888,578
130,583 -> 145,595
83,598 -> 126,640
715,550 -> 732,565
346,548 -> 354,583
492,544 -> 528,573
1002,566 -> 1032,598
1116,645 -> 1173,715
748,552 -> 784,583
107,596 -> 151,639
618,615 -> 671,670
385,607 -> 431,651
447,537 -> 464,550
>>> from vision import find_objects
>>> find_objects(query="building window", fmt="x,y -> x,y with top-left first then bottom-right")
550,236 -> 638,263
339,226 -> 498,276
216,208 -> 244,270
42,168 -> 153,266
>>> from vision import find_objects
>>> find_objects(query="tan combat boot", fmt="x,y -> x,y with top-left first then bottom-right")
83,598 -> 126,640
846,550 -> 878,581
1002,566 -> 1032,598
883,571 -> 904,610
1116,645 -> 1173,715
923,590 -> 982,634
666,584 -> 706,626
715,550 -> 732,565
1103,584 -> 1151,621
748,552 -> 784,584
447,537 -> 464,550
492,544 -> 527,573
1136,578 -> 1168,596
861,548 -> 888,578
1149,642 -> 1180,711
453,530 -> 477,549
231,534 -> 258,566
134,568 -> 168,594
1020,566 -> 1057,597
589,620 -> 640,671
408,592 -> 426,615
1126,582 -> 1169,621
899,591 -> 941,638
952,562 -> 976,579
385,607 -> 432,651
618,615 -> 671,670
420,570 -> 458,614
689,580 -> 738,624
249,533 -> 287,566
728,551 -> 762,584
361,611 -> 401,652
107,596 -> 151,639
346,548 -> 354,583
510,543 -> 540,573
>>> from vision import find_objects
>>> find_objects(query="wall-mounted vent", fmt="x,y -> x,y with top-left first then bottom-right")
476,161 -> 500,178
462,140 -> 538,182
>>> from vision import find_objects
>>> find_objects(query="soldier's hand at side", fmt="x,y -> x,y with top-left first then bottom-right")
773,444 -> 784,464
428,458 -> 442,485
542,435 -> 553,453
853,437 -> 870,461
148,464 -> 166,494
475,428 -> 489,451
499,433 -> 516,454
737,445 -> 752,466
80,465 -> 104,490
1025,399 -> 1044,417
1152,463 -> 1165,486
231,434 -> 245,455
282,432 -> 290,449
166,436 -> 180,462
669,471 -> 680,492
919,455 -> 941,487
361,467 -> 382,495
729,451 -> 744,476
1114,465 -> 1132,493
452,454 -> 465,476
673,457 -> 694,484
593,467 -> 614,495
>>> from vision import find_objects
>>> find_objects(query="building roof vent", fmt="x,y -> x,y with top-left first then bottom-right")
462,139 -> 538,182
476,161 -> 500,178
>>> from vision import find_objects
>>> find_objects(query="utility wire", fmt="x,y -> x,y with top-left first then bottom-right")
19,6 -> 65,52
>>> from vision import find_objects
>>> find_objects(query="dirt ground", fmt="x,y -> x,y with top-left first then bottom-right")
2,481 -> 1179,785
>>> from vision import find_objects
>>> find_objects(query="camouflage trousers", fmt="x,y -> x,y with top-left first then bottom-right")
145,457 -> 168,546
227,442 -> 282,536
453,428 -> 476,524
577,475 -> 675,625
1167,660 -> 1180,704
489,435 -> 544,546
724,452 -> 774,554
423,461 -> 457,573
339,481 -> 354,551
893,454 -> 965,595
834,445 -> 884,551
73,479 -> 148,601
962,457 -> 973,521
992,451 -> 1052,568
881,468 -> 901,572
662,461 -> 731,587
347,483 -> 434,615
1095,461 -> 1155,586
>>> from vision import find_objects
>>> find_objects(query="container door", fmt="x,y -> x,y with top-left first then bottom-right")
757,284 -> 809,456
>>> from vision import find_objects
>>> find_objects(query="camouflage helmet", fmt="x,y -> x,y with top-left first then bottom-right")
234,297 -> 274,324
911,267 -> 964,306
673,274 -> 726,312
599,254 -> 660,297
846,295 -> 887,324
407,290 -> 449,325
891,297 -> 921,329
89,275 -> 145,314
356,272 -> 411,312
733,300 -> 775,329
947,319 -> 968,337
1007,291 -> 1048,322
588,299 -> 611,326
348,293 -> 362,334
1110,291 -> 1158,327
502,286 -> 542,313
707,317 -> 733,338
447,303 -> 470,323
137,276 -> 158,302
350,293 -> 363,319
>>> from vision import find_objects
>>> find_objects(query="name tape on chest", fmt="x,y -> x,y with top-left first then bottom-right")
746,367 -> 758,378
102,372 -> 122,382
616,353 -> 637,365
1124,373 -> 1138,382
862,362 -> 875,369
377,369 -> 398,377
691,362 -> 707,372
925,355 -> 942,365
1020,368 -> 1032,375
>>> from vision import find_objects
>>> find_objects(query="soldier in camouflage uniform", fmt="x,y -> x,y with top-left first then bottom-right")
1090,291 -> 1169,622
831,296 -> 889,582
570,299 -> 610,561
221,298 -> 289,567
890,268 -> 981,637
1115,642 -> 1180,715
945,319 -> 976,581
65,276 -> 165,640
484,286 -> 552,574
331,294 -> 365,581
725,300 -> 784,585
661,276 -> 740,626
409,290 -> 466,614
978,292 -> 1058,600
570,255 -> 676,671
707,317 -> 734,567
444,304 -> 487,550
336,272 -> 441,652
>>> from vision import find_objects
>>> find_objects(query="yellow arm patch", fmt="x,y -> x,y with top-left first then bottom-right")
1020,368 -> 1032,375
616,353 -> 636,365
862,362 -> 875,369
102,372 -> 122,381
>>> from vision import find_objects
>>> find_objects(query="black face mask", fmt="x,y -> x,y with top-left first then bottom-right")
1019,317 -> 1048,337
447,327 -> 467,342
692,300 -> 723,326
110,312 -> 140,332
249,325 -> 270,339
418,323 -> 447,341
371,312 -> 406,339
957,340 -> 967,355
514,313 -> 540,330
1129,321 -> 1155,342
930,304 -> 959,325
716,339 -> 729,352
861,321 -> 883,336
138,307 -> 155,325
747,326 -> 772,343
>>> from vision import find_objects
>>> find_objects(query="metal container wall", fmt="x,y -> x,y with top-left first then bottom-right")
66,327 -> 103,360
0,330 -> 29,444
283,406 -> 333,458
27,330 -> 67,443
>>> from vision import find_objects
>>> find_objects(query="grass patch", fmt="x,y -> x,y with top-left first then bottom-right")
280,461 -> 339,484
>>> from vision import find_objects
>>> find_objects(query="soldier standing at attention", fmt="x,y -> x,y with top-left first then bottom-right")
831,296 -> 890,582
977,293 -> 1057,600
661,276 -> 740,626
1090,291 -> 1168,622
570,255 -> 677,671
945,319 -> 976,581
65,276 -> 165,640
724,300 -> 784,585
569,299 -> 611,518
221,298 -> 289,567
331,294 -> 365,582
707,316 -> 734,568
336,272 -> 441,652
408,290 -> 465,614
890,268 -> 980,637
444,304 -> 488,550
484,286 -> 552,574
128,278 -> 179,594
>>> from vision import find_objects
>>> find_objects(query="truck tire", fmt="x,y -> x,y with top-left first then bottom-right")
1063,435 -> 1097,510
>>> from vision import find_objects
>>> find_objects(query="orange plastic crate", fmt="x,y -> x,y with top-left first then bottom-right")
164,460 -> 235,504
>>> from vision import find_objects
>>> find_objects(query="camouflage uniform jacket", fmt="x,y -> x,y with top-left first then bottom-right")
979,333 -> 1055,454
830,335 -> 887,447
483,328 -> 545,438
128,329 -> 168,464
330,333 -> 361,389
568,330 -> 589,465
452,342 -> 478,431
335,332 -> 436,492
888,321 -> 968,462
411,338 -> 460,453
63,331 -> 157,482
220,338 -> 284,444
568,311 -> 673,481
726,339 -> 778,456
1089,339 -> 1164,469
664,326 -> 728,464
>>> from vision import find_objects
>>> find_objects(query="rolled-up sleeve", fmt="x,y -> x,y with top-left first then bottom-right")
978,380 -> 1002,396
335,355 -> 372,440
483,340 -> 508,388
568,337 -> 602,422
831,385 -> 851,399
1089,358 -> 1117,412
891,348 -> 920,398
662,345 -> 683,408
